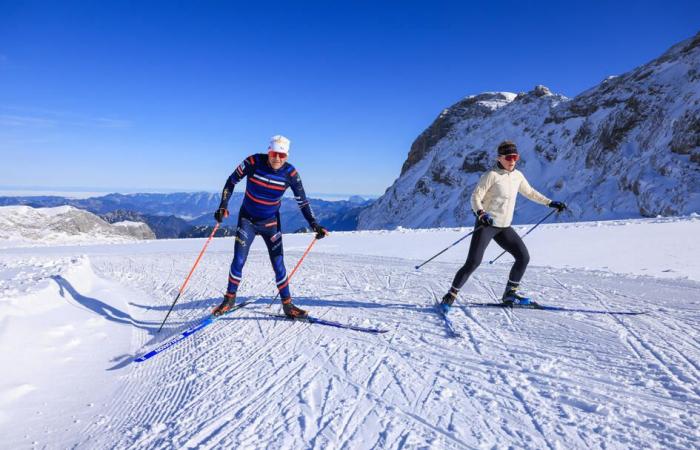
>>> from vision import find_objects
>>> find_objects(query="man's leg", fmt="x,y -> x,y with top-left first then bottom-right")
213,216 -> 256,316
260,218 -> 307,318
260,219 -> 290,299
227,217 -> 256,295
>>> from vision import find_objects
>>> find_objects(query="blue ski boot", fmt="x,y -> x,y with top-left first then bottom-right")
502,285 -> 532,306
439,293 -> 456,314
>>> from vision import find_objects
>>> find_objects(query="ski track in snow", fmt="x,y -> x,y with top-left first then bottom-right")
3,244 -> 700,449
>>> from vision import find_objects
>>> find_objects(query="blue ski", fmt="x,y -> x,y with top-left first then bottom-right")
464,302 -> 646,315
134,301 -> 251,363
434,300 -> 461,338
257,312 -> 388,334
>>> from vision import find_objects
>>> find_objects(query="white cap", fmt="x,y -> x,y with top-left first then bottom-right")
269,135 -> 290,154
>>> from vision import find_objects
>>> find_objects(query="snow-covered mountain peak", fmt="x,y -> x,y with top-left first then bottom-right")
361,32 -> 700,230
400,91 -> 518,176
467,91 -> 518,110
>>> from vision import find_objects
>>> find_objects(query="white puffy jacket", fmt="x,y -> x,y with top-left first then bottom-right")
470,165 -> 551,228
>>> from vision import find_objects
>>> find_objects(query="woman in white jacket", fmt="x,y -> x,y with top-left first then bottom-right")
440,141 -> 566,312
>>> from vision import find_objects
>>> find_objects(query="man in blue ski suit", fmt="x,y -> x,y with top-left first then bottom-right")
212,135 -> 328,318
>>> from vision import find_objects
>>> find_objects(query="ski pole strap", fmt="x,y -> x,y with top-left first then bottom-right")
488,209 -> 557,265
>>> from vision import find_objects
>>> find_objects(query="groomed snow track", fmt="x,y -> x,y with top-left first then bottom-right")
67,246 -> 700,450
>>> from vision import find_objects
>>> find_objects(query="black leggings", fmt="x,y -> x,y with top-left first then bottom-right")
450,224 -> 530,291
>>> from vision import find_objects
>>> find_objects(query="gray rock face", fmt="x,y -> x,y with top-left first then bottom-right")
111,221 -> 157,240
401,92 -> 516,176
359,32 -> 700,230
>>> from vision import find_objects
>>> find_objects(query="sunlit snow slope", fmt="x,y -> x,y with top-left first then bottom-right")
0,217 -> 699,449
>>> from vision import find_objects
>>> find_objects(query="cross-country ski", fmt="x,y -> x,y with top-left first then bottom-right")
134,301 -> 252,363
462,302 -> 647,315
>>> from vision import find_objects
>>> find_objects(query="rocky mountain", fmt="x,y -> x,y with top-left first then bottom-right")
0,205 -> 155,247
99,209 -> 192,239
358,32 -> 700,230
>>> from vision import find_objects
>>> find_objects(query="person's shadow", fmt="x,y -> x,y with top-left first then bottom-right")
51,275 -> 159,331
51,275 -> 164,370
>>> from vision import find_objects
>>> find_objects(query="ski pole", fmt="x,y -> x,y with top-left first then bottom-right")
158,223 -> 220,332
488,209 -> 557,265
268,236 -> 318,308
414,226 -> 483,270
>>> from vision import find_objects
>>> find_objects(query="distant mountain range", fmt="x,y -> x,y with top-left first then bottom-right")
358,31 -> 700,229
0,192 -> 374,238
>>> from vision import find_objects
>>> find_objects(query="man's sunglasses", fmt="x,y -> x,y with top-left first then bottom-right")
268,151 -> 288,159
502,154 -> 519,162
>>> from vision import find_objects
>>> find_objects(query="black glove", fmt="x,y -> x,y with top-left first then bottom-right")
476,210 -> 493,226
214,207 -> 229,223
311,223 -> 328,239
549,201 -> 567,212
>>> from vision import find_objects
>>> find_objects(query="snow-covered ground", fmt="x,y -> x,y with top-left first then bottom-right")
1,217 -> 699,449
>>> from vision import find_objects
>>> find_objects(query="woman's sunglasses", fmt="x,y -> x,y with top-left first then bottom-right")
502,154 -> 519,162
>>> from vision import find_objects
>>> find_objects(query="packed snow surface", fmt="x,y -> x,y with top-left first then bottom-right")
0,216 -> 699,449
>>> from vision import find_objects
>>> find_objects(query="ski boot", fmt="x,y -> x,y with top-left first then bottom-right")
439,292 -> 456,314
212,293 -> 237,316
501,286 -> 532,306
282,298 -> 308,319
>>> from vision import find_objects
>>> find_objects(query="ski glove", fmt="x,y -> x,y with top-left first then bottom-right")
549,201 -> 567,212
476,210 -> 494,227
311,223 -> 328,239
214,207 -> 229,223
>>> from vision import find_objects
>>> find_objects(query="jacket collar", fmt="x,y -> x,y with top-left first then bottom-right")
493,161 -> 518,173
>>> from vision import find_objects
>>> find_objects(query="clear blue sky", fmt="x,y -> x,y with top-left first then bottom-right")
1,1 -> 698,196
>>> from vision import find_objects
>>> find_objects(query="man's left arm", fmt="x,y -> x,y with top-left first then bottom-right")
288,169 -> 328,238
